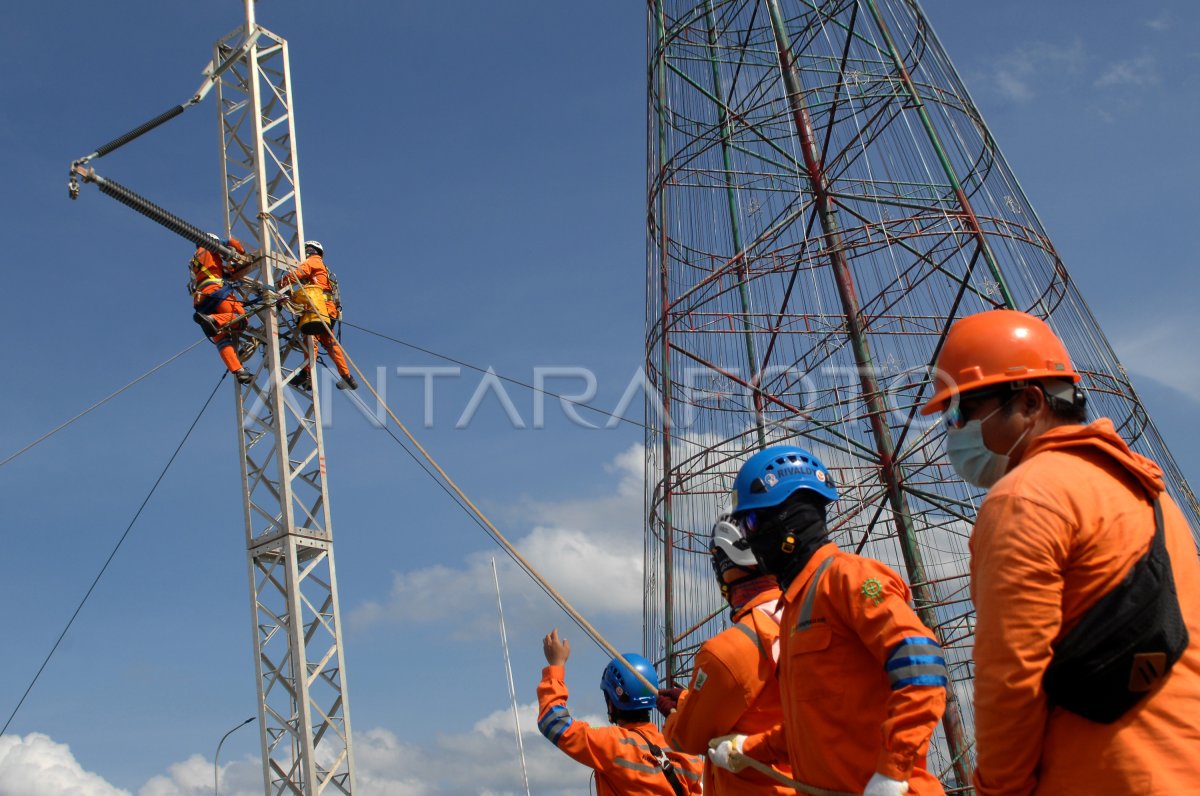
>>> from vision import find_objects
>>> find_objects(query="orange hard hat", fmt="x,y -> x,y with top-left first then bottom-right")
920,309 -> 1079,415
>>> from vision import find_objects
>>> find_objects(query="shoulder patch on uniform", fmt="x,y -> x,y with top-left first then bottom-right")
860,577 -> 884,605
693,668 -> 708,691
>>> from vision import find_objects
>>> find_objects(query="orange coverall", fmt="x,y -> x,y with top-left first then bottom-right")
971,418 -> 1200,795
190,244 -> 245,374
277,253 -> 350,379
741,544 -> 947,795
664,587 -> 794,794
537,665 -> 703,795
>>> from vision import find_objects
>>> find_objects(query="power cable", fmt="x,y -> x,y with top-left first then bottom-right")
0,339 -> 206,471
1,374 -> 226,736
340,320 -> 670,439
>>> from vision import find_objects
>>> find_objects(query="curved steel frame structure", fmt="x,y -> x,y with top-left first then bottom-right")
644,1 -> 1199,789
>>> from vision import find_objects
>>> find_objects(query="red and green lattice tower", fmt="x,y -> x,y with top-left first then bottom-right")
643,1 -> 1199,791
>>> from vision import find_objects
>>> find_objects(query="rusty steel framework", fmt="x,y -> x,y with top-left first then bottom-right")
643,0 -> 1200,791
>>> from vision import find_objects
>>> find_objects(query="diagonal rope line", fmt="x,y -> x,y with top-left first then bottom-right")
333,373 -> 604,648
1,373 -> 226,736
0,339 -> 206,471
323,324 -> 659,696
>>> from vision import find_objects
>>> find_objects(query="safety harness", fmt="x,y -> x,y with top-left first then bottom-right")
188,250 -> 235,306
626,727 -> 687,796
325,267 -> 343,339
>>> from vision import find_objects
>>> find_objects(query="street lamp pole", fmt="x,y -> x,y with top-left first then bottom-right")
214,716 -> 256,795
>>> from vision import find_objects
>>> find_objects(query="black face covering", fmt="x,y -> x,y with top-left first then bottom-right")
744,494 -> 829,589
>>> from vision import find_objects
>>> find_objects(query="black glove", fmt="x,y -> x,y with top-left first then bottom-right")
656,686 -> 685,718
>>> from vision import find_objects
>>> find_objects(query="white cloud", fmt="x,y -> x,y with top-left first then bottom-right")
0,712 -> 602,796
1112,316 -> 1200,402
0,733 -> 130,796
148,711 -> 601,796
1094,55 -> 1160,89
139,754 -> 233,796
349,443 -> 647,637
988,39 -> 1086,102
1145,13 -> 1171,32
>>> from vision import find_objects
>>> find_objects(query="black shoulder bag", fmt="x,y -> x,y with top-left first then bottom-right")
627,727 -> 687,796
1042,496 -> 1190,723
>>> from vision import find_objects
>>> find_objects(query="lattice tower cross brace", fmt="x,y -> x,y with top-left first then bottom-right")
214,2 -> 356,793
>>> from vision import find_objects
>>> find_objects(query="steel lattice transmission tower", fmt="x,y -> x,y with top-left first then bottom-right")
644,0 -> 1199,791
215,4 -> 356,793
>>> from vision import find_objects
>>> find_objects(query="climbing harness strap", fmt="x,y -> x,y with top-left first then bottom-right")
193,284 -> 239,314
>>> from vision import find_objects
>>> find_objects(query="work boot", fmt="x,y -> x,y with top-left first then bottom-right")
337,373 -> 358,391
193,313 -> 220,337
235,369 -> 254,385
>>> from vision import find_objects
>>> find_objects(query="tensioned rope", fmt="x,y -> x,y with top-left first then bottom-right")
334,382 -> 605,647
326,324 -> 848,796
333,330 -> 637,669
1,373 -> 225,736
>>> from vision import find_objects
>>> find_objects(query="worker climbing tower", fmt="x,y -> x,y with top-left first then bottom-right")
644,1 -> 1199,791
214,4 -> 356,793
68,2 -> 356,788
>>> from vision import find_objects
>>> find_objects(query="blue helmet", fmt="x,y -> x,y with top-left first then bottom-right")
600,653 -> 659,710
731,445 -> 838,514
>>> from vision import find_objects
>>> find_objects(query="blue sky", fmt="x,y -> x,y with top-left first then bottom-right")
1,1 -> 1197,794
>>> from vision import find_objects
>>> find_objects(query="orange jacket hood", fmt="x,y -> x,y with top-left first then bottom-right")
1020,418 -> 1164,497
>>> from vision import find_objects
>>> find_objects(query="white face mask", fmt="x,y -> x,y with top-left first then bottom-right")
944,402 -> 1031,489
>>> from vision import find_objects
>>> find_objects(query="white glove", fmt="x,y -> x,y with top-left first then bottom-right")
863,772 -> 909,796
707,734 -> 747,772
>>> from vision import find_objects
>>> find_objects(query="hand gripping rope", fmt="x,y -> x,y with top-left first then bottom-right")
318,318 -> 853,796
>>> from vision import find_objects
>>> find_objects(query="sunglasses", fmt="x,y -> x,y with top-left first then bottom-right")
734,510 -> 778,535
942,388 -> 1016,430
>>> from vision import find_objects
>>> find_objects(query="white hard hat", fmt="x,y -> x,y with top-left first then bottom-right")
711,516 -> 757,569
304,240 -> 324,255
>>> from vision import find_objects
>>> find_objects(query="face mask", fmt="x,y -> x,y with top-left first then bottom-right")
945,403 -> 1031,489
744,499 -> 828,586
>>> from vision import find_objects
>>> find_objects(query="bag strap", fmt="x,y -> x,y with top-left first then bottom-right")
1152,496 -> 1165,550
627,727 -> 687,796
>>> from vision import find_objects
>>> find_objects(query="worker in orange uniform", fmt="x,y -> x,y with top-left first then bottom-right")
921,308 -> 1200,795
277,240 -> 357,390
190,234 -> 252,385
709,445 -> 948,796
659,516 -> 794,794
537,628 -> 703,795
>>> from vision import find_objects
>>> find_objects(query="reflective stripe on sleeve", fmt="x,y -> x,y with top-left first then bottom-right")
733,620 -> 764,654
613,756 -> 661,775
537,704 -> 572,745
885,635 -> 948,689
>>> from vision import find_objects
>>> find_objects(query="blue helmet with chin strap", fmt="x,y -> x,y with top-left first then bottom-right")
600,653 -> 658,710
732,445 -> 838,515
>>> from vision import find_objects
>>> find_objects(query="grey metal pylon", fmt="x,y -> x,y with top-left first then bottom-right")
215,3 -> 355,793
